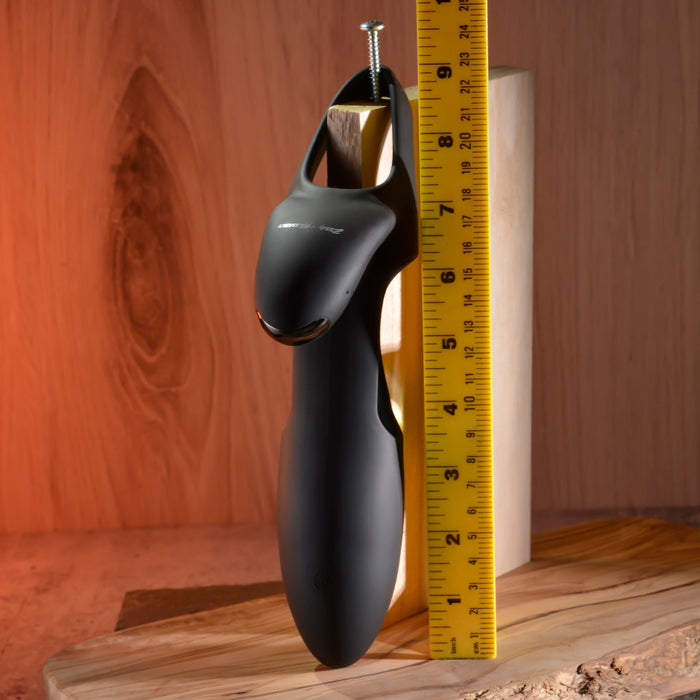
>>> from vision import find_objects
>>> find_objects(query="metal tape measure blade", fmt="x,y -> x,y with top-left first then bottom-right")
417,0 -> 496,659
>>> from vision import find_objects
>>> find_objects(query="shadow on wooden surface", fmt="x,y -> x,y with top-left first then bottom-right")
115,581 -> 285,631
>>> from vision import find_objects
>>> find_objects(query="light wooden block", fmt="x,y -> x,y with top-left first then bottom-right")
325,68 -> 534,627
489,67 -> 534,576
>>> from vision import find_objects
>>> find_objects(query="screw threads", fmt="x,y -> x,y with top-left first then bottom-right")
367,32 -> 380,101
360,20 -> 384,103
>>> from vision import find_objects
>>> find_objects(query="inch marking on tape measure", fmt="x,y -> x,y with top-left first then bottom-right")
416,0 -> 496,659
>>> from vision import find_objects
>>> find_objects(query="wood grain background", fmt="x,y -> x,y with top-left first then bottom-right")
0,0 -> 697,532
489,0 -> 699,511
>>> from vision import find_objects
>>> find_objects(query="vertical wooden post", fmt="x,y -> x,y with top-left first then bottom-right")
489,67 -> 534,577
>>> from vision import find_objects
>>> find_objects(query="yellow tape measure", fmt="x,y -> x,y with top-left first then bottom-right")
416,0 -> 496,659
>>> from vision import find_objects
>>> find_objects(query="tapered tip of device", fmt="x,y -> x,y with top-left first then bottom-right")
313,647 -> 365,669
302,620 -> 377,668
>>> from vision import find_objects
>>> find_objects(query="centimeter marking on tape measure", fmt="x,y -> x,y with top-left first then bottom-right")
416,0 -> 496,659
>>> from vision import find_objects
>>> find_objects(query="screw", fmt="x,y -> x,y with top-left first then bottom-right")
360,20 -> 385,103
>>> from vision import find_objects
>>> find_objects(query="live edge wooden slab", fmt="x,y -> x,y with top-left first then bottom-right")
44,518 -> 700,699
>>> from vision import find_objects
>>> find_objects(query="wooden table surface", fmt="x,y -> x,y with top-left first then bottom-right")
42,518 -> 700,699
2,512 -> 699,699
1,522 -> 280,700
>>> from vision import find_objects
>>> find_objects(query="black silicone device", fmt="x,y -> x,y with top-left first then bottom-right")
254,67 -> 418,668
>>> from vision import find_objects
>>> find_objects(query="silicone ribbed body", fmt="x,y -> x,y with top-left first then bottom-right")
255,67 -> 417,668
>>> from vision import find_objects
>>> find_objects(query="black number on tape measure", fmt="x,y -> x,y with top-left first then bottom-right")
442,338 -> 457,350
435,0 -> 451,4
439,204 -> 454,216
446,533 -> 461,545
447,597 -> 462,605
462,188 -> 472,200
440,270 -> 456,283
437,65 -> 452,79
443,402 -> 458,414
444,468 -> 460,480
438,135 -> 453,148
460,52 -> 471,66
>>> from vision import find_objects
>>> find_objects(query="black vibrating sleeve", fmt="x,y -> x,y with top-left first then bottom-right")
254,66 -> 418,668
